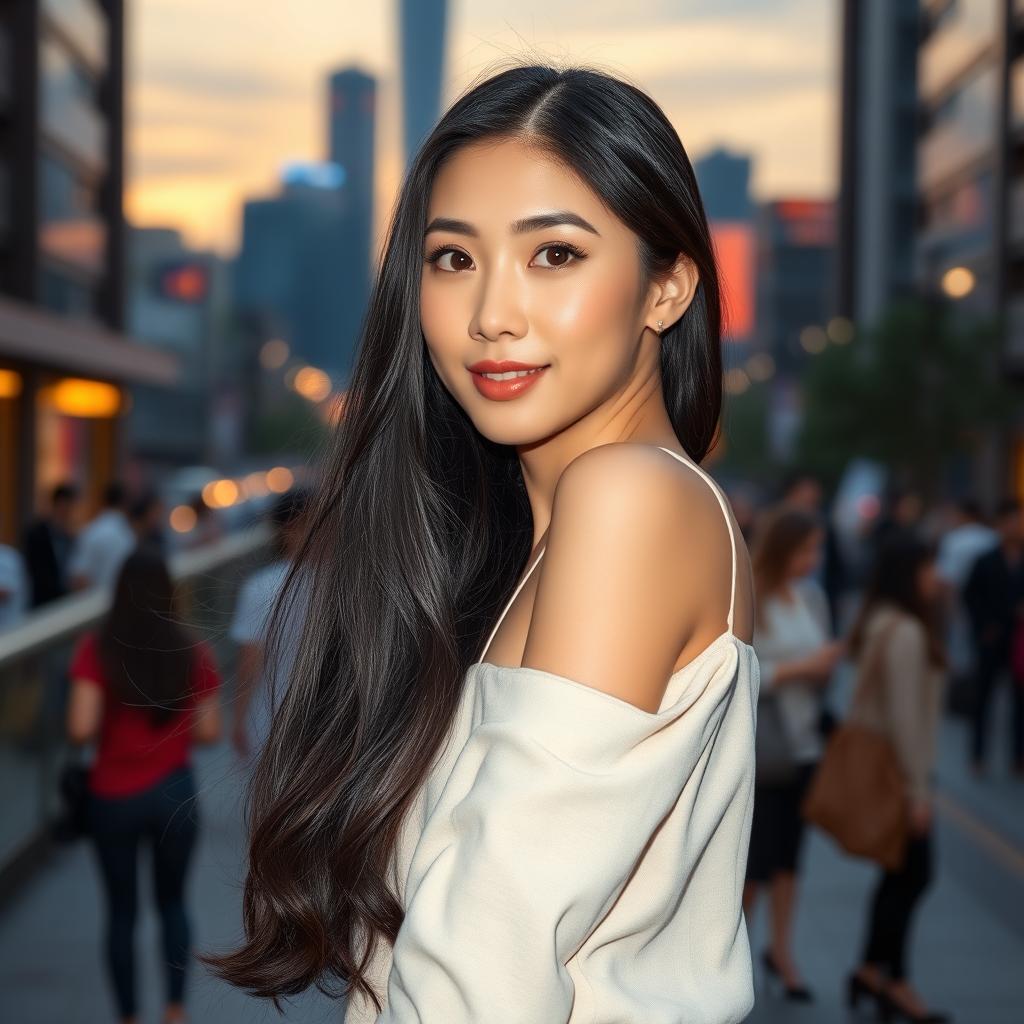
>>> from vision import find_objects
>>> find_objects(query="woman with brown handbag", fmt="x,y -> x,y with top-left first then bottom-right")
842,535 -> 950,1023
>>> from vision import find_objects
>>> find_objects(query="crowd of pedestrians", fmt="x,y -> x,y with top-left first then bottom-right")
4,464 -> 1020,1022
738,473 -> 1023,1024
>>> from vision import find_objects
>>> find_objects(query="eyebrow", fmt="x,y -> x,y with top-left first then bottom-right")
423,210 -> 601,238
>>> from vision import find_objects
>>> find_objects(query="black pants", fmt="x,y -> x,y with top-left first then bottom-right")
861,832 -> 932,981
88,766 -> 199,1018
971,643 -> 1024,765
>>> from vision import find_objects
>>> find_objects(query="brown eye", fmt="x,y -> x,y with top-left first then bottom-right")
532,243 -> 587,269
441,250 -> 473,272
426,247 -> 474,272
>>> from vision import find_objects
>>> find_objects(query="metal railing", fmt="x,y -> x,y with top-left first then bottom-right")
0,525 -> 274,892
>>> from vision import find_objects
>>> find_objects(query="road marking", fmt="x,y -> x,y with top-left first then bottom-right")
935,790 -> 1024,877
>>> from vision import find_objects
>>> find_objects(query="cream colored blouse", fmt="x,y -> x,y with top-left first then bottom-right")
343,447 -> 760,1023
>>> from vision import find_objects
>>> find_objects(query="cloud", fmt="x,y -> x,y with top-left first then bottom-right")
140,63 -> 304,100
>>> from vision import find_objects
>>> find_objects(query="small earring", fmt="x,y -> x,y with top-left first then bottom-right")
656,319 -> 664,332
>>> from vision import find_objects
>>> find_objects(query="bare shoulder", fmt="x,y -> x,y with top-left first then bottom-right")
520,443 -> 738,713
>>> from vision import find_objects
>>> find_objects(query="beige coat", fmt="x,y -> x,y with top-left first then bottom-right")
848,602 -> 946,804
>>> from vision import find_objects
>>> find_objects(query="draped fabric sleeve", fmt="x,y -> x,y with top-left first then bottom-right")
378,647 -> 740,1023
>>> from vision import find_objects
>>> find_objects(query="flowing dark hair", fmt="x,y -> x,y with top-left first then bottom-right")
203,61 -> 725,1012
96,546 -> 195,727
847,534 -> 947,669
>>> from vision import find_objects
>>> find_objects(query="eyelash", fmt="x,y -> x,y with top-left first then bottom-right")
423,241 -> 589,272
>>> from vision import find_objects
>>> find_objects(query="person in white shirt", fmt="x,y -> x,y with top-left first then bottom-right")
68,482 -> 137,593
935,499 -> 998,683
228,489 -> 310,761
744,504 -> 846,1003
0,540 -> 29,632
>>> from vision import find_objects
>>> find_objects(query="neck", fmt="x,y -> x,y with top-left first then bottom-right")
515,359 -> 679,547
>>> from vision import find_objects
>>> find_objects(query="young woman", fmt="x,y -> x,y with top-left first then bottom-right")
67,548 -> 222,1024
743,506 -> 845,1001
207,62 -> 759,1022
845,536 -> 950,1023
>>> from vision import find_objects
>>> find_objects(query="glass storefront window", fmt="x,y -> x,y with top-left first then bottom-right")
38,154 -> 105,274
41,0 -> 106,71
918,65 -> 998,192
920,0 -> 999,102
39,37 -> 106,172
921,169 -> 994,238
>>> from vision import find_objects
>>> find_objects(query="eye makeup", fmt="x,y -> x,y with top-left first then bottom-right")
423,241 -> 590,272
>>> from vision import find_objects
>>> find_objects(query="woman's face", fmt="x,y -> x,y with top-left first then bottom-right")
787,529 -> 823,581
420,137 -> 676,446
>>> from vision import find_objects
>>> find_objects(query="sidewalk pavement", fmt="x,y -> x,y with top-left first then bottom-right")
1,683 -> 1022,1022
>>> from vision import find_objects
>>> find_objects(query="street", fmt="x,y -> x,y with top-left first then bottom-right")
2,694 -> 1022,1023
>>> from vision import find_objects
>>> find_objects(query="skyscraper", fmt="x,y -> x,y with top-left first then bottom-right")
695,147 -> 756,348
837,0 -> 919,327
399,0 -> 448,167
327,67 -> 377,375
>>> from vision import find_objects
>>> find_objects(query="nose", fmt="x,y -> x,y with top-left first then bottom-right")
469,254 -> 528,343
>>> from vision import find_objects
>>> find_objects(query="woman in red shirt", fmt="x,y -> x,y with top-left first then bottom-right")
66,546 -> 222,1024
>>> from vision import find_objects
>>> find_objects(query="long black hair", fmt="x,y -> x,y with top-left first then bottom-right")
96,546 -> 195,727
847,533 -> 947,669
204,61 -> 725,1012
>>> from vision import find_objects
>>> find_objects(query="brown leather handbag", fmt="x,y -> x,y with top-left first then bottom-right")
801,615 -> 909,871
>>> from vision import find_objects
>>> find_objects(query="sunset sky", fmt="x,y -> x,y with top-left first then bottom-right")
125,0 -> 838,257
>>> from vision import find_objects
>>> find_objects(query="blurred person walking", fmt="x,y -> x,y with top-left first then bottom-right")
65,548 -> 223,1024
962,498 -> 1024,777
844,535 -> 949,1023
743,506 -> 846,1001
228,488 -> 310,763
22,481 -> 80,607
69,482 -> 136,592
779,470 -> 848,634
934,499 -> 997,717
129,490 -> 169,555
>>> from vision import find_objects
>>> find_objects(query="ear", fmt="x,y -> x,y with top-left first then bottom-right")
646,254 -> 699,335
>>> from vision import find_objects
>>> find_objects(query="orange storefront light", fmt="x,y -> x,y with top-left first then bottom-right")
42,378 -> 122,418
0,369 -> 22,399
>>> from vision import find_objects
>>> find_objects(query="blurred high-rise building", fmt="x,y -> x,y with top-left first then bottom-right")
399,0 -> 448,167
328,66 -> 375,339
235,159 -> 369,389
837,0 -> 919,326
755,199 -> 837,378
328,68 -> 375,227
0,0 -> 177,543
695,147 -> 757,350
125,226 -> 228,473
915,0 -> 1003,318
236,65 -> 378,392
914,0 -> 1023,493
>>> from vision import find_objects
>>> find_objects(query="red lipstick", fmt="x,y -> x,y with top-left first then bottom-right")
467,359 -> 550,402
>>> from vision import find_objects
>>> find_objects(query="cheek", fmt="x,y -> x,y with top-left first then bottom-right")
420,279 -> 463,372
535,264 -> 640,366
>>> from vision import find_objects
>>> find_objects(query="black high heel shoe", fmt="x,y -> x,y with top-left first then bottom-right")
878,989 -> 951,1023
846,971 -> 886,1015
761,949 -> 814,1003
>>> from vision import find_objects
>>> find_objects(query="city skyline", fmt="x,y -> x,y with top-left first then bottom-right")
125,0 -> 838,255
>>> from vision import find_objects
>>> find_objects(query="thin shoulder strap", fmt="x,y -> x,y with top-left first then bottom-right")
655,446 -> 737,632
476,545 -> 547,665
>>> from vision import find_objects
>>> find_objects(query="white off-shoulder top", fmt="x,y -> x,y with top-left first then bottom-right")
343,446 -> 760,1024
